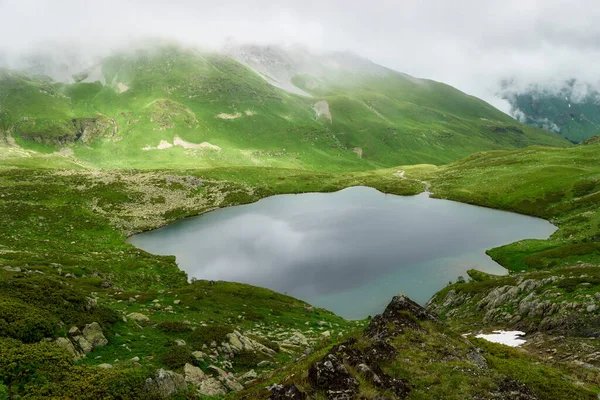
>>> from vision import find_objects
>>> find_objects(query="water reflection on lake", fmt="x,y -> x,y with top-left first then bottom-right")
128,187 -> 556,319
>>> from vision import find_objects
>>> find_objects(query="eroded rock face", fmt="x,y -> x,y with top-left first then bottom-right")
308,353 -> 359,399
143,369 -> 186,398
365,294 -> 441,340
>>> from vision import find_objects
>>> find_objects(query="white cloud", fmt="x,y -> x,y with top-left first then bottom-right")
1,0 -> 599,107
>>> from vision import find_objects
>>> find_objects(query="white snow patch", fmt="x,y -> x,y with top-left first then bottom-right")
142,140 -> 173,151
216,112 -> 242,120
475,330 -> 526,347
142,138 -> 220,152
156,140 -> 173,150
173,137 -> 220,151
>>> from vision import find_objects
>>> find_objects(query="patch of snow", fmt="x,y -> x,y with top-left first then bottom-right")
475,330 -> 526,347
244,110 -> 255,116
156,140 -> 173,150
173,137 -> 220,151
216,112 -> 242,120
142,138 -> 220,152
142,140 -> 173,151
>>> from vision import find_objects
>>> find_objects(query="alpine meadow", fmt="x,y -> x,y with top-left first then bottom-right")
1,3 -> 600,399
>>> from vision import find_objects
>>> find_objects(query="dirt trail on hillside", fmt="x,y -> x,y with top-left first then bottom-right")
394,169 -> 432,194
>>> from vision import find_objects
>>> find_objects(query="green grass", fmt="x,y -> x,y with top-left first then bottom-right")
234,319 -> 599,399
427,143 -> 600,272
0,142 -> 598,397
1,45 -> 571,171
0,164 -> 412,397
0,46 -> 598,397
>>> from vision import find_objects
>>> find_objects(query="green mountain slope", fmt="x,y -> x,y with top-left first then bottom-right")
2,43 -> 599,399
0,151 -> 598,398
501,80 -> 600,143
0,45 -> 569,170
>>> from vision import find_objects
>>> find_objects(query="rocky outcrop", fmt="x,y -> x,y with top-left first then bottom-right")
222,330 -> 277,356
127,312 -> 150,322
268,384 -> 307,399
181,362 -> 245,397
54,337 -> 81,361
313,100 -> 332,122
17,116 -> 117,146
308,353 -> 359,399
267,294 -> 420,399
324,339 -> 409,398
82,322 -> 108,348
143,369 -> 187,398
70,322 -> 108,354
365,294 -> 441,340
281,330 -> 309,348
198,377 -> 227,397
428,272 -> 600,337
55,321 -> 108,358
183,363 -> 206,386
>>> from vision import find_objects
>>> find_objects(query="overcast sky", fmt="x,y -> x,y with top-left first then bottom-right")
1,0 -> 598,111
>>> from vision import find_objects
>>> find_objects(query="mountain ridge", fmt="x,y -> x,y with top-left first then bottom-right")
0,43 -> 570,170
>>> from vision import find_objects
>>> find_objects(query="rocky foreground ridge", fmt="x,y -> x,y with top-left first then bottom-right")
234,294 -> 600,400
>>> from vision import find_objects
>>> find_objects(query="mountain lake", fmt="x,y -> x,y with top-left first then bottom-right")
127,186 -> 556,319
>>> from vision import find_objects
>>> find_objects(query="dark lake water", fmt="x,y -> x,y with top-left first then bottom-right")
127,187 -> 556,319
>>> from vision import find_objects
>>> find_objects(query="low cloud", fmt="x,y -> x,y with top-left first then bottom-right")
1,0 -> 599,110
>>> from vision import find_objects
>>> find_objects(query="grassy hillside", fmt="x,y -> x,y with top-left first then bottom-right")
239,295 -> 599,399
0,165 -> 422,398
421,142 -> 600,374
0,140 -> 599,397
1,43 -> 598,399
425,142 -> 600,272
0,45 -> 569,171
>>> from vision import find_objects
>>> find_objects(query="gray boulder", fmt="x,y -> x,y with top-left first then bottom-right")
184,363 -> 206,386
144,369 -> 186,398
82,322 -> 108,349
198,377 -> 227,397
225,330 -> 277,355
55,337 -> 81,361
127,312 -> 150,322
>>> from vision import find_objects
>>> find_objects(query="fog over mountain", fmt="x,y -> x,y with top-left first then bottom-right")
1,0 -> 599,115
